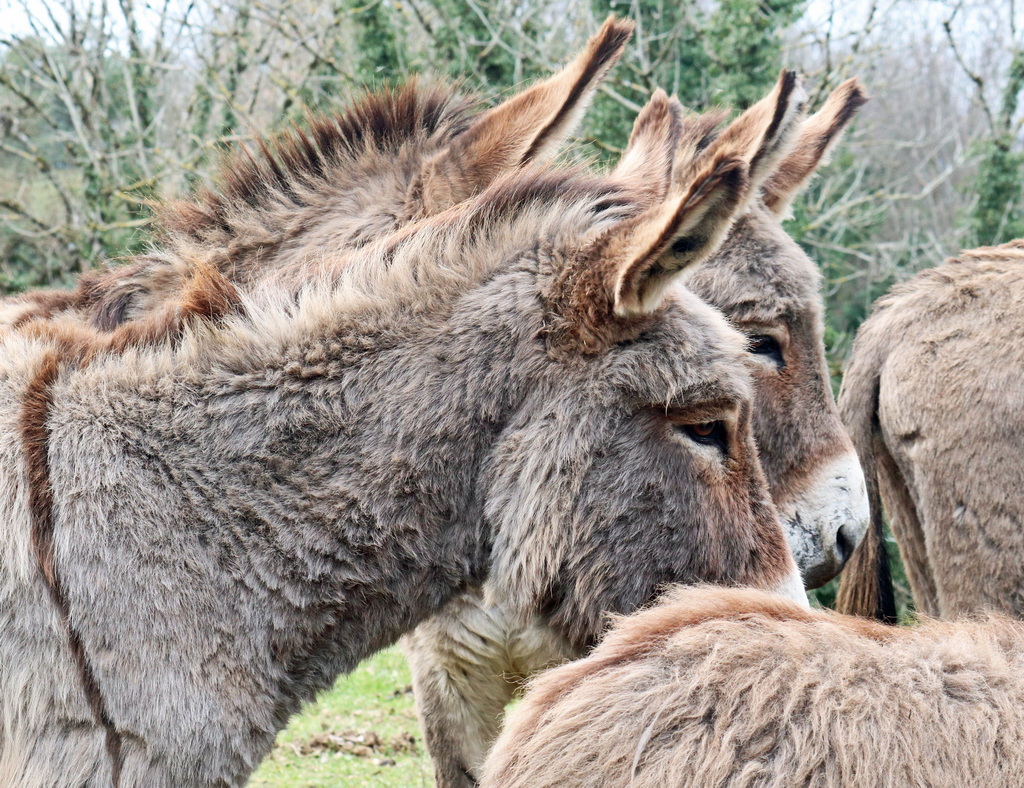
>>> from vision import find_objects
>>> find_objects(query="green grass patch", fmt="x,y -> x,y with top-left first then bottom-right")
250,648 -> 435,787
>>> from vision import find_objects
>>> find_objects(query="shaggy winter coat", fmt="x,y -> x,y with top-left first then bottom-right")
482,585 -> 1024,788
1,30 -> 840,787
837,241 -> 1024,621
0,47 -> 804,786
403,73 -> 873,788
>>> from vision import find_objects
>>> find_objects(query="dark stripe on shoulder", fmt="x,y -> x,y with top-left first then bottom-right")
19,351 -> 125,786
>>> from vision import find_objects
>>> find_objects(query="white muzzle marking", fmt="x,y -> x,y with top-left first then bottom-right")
778,450 -> 870,588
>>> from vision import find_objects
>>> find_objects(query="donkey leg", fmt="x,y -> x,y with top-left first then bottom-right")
401,594 -> 520,788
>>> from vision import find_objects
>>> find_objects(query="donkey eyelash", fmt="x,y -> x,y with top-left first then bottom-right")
676,421 -> 729,456
748,334 -> 785,368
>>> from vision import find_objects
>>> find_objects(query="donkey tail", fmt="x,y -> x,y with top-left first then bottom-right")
835,330 -> 897,623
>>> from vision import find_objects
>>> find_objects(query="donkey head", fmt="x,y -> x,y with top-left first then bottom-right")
681,76 -> 871,587
453,91 -> 808,652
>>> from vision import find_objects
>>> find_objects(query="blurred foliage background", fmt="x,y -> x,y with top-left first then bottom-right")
2,0 -> 1021,339
2,0 -> 1023,614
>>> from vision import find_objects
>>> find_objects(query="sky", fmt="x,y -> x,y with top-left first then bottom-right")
0,0 -> 1013,70
2,0 -> 877,40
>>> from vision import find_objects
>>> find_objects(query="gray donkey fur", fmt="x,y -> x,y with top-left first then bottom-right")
0,66 -> 803,786
402,75 -> 871,787
1,54 -> 864,786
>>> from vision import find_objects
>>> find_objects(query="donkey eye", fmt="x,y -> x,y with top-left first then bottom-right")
679,422 -> 728,454
748,334 -> 784,367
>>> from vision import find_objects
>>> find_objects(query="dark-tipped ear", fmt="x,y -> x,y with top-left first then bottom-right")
610,152 -> 750,316
420,16 -> 633,212
762,77 -> 868,216
610,89 -> 684,204
690,70 -> 807,200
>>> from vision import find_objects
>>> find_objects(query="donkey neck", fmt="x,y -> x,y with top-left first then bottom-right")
54,262 -> 546,688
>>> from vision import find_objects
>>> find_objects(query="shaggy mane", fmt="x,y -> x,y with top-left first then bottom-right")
160,82 -> 476,242
262,164 -> 638,295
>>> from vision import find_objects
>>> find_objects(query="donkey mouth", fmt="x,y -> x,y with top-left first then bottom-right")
780,452 -> 871,589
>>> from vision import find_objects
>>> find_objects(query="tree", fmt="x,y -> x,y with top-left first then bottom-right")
943,1 -> 1024,246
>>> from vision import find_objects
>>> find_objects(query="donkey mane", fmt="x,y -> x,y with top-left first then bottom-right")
250,165 -> 639,320
4,22 -> 641,338
3,85 -> 484,336
440,167 -> 633,236
9,165 -> 639,380
160,82 -> 476,245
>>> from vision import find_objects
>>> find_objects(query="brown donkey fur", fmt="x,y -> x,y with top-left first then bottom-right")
0,18 -> 633,331
684,76 -> 870,588
0,64 -> 806,785
402,75 -> 871,788
482,585 -> 1024,788
837,241 -> 1024,621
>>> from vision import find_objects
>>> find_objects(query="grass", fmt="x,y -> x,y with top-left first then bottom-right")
249,648 -> 435,787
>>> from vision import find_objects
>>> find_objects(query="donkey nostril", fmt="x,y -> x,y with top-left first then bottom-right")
835,525 -> 855,566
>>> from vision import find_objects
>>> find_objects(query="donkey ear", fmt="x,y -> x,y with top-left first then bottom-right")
762,77 -> 868,216
631,72 -> 805,288
692,70 -> 807,199
421,17 -> 632,210
610,89 -> 684,204
609,152 -> 750,316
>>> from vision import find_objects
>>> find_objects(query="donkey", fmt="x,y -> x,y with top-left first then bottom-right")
0,85 -> 806,786
837,241 -> 1024,622
480,585 -> 1024,788
1,33 -> 865,592
3,39 -> 862,784
401,75 -> 871,787
0,17 -> 634,329
684,76 -> 869,588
